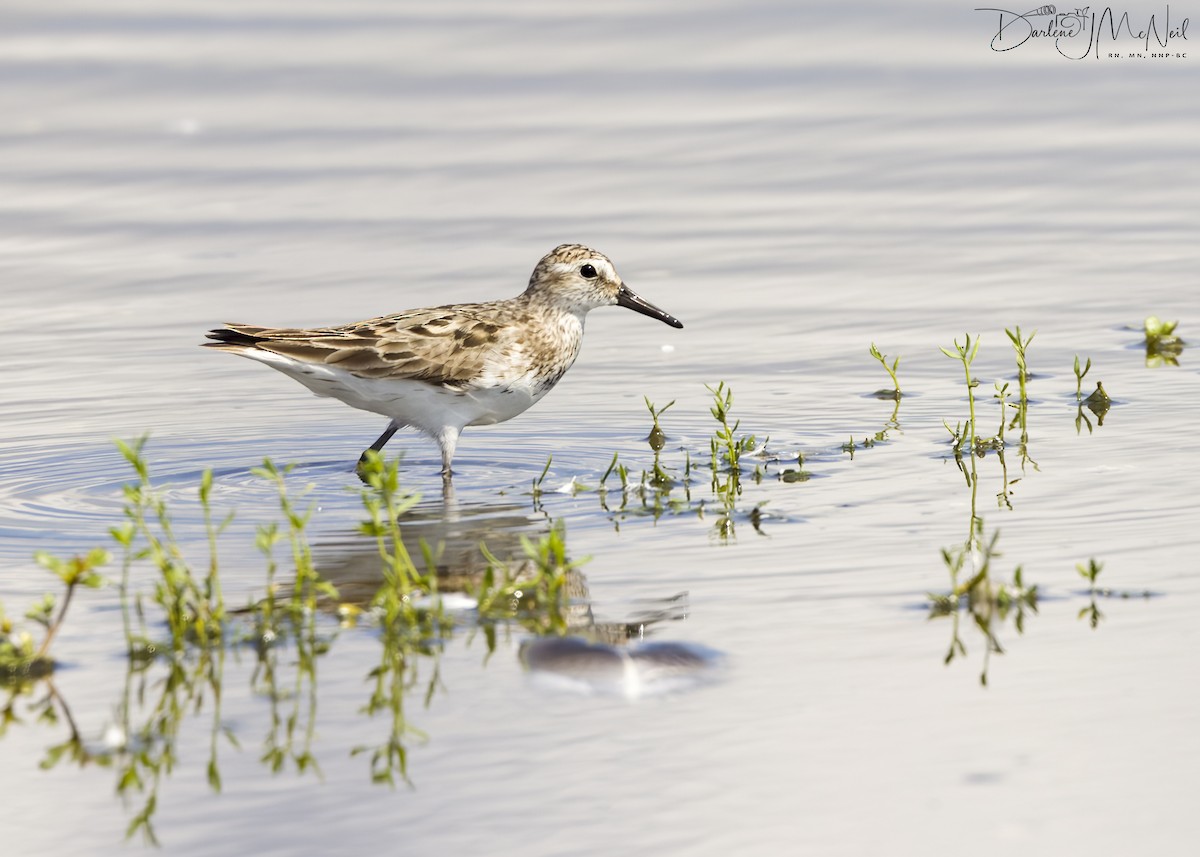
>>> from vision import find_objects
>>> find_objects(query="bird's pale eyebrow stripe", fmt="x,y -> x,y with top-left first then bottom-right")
549,259 -> 612,277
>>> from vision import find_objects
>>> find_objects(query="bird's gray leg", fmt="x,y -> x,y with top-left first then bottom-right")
437,426 -> 461,480
360,420 -> 400,463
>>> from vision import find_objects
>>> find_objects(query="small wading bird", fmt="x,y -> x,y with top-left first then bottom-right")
204,244 -> 683,480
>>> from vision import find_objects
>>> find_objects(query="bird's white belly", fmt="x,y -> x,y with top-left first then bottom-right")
250,351 -> 546,432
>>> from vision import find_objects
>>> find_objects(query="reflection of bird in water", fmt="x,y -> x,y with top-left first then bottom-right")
520,635 -> 721,698
312,497 -> 688,644
314,498 -> 540,603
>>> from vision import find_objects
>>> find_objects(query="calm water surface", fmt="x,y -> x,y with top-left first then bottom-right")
2,2 -> 1198,855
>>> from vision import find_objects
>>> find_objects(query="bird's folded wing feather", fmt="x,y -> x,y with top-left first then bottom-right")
204,307 -> 516,388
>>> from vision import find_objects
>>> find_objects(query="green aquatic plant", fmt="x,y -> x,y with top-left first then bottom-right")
1076,557 -> 1103,587
254,612 -> 325,783
354,453 -> 448,788
473,521 -> 584,638
706,381 -> 758,476
351,454 -> 447,788
1077,558 -> 1104,629
929,523 -> 1039,687
1144,316 -> 1179,339
252,521 -> 284,639
704,382 -> 755,540
779,450 -> 810,484
115,437 -> 226,649
0,549 -> 108,681
562,383 -> 775,533
198,468 -> 231,619
1073,355 -> 1092,399
987,382 -> 1026,509
862,341 -> 906,438
29,550 -> 109,661
595,451 -> 632,519
1084,381 -> 1111,410
1072,357 -> 1105,434
937,335 -> 1010,463
644,397 -> 677,491
353,612 -> 435,788
252,459 -> 336,616
118,647 -> 231,844
12,445 -> 611,841
1076,381 -> 1112,433
1143,315 -> 1184,367
989,382 -> 1017,509
108,519 -> 149,657
997,328 -> 1038,474
929,425 -> 1040,686
1004,327 -> 1035,410
599,451 -> 621,489
355,452 -> 428,603
530,455 -> 553,505
868,343 -> 902,400
705,382 -> 766,538
940,333 -> 982,453
1004,327 -> 1035,460
992,381 -> 1010,445
644,395 -> 675,451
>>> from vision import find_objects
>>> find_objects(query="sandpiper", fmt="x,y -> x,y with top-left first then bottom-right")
204,244 -> 683,478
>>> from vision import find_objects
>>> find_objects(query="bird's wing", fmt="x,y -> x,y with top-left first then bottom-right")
203,306 -> 520,389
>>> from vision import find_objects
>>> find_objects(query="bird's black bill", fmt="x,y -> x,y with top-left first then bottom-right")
616,285 -> 684,329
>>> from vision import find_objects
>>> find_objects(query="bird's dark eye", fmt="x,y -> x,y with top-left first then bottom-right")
579,263 -> 598,279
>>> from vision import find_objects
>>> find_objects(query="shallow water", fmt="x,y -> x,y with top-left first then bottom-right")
2,1 -> 1199,854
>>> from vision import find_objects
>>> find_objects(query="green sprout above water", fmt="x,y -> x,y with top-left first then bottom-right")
253,459 -> 337,617
1073,354 -> 1092,399
530,455 -> 553,504
114,436 -> 227,651
644,395 -> 675,451
868,343 -> 902,400
705,382 -> 764,541
1077,557 -> 1103,586
644,396 -> 677,491
1072,356 -> 1112,433
707,381 -> 752,476
1004,326 -> 1035,444
356,451 -> 431,604
1077,558 -> 1104,629
992,381 -> 1011,446
351,455 -> 448,790
585,383 -> 770,537
570,383 -> 774,539
937,330 -> 1045,470
940,333 -> 982,454
1005,327 -> 1035,402
1143,316 -> 1184,367
870,344 -> 905,438
0,549 -> 109,682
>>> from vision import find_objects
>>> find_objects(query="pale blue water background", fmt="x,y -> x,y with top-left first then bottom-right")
1,1 -> 1198,854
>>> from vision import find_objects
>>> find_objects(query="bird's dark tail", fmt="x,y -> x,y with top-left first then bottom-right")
203,325 -> 269,349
